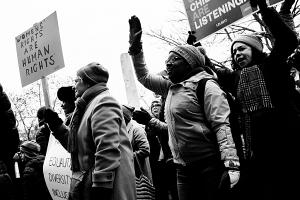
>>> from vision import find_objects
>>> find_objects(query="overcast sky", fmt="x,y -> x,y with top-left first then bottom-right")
1,0 -> 183,104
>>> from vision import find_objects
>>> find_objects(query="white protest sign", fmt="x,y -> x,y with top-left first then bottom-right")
182,0 -> 283,41
120,53 -> 140,108
43,134 -> 72,200
15,11 -> 65,87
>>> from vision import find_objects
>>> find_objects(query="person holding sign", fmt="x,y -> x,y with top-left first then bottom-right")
128,15 -> 240,200
44,63 -> 136,200
212,0 -> 300,199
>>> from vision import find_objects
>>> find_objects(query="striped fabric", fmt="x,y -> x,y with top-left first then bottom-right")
136,174 -> 155,200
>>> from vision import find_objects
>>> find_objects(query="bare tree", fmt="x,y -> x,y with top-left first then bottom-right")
145,1 -> 300,68
8,73 -> 74,141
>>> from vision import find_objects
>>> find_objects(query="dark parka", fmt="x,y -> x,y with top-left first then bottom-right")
0,84 -> 20,179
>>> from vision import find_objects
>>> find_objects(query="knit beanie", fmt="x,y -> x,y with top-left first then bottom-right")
37,106 -> 46,125
57,86 -> 76,103
231,34 -> 263,54
77,62 -> 109,86
20,141 -> 41,159
170,44 -> 205,69
122,105 -> 135,122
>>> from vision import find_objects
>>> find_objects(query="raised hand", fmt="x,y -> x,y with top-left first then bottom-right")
128,15 -> 142,55
250,0 -> 267,10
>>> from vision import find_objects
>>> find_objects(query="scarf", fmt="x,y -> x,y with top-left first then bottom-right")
237,65 -> 273,113
68,83 -> 108,171
236,65 -> 273,160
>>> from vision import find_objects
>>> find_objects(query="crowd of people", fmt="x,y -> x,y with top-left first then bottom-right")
1,0 -> 300,200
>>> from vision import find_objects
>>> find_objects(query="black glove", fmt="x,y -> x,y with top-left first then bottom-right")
281,0 -> 295,11
91,187 -> 112,200
187,31 -> 197,45
132,107 -> 152,125
128,15 -> 142,55
44,108 -> 63,131
250,0 -> 267,10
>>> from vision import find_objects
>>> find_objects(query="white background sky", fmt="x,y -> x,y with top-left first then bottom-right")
1,0 -> 183,104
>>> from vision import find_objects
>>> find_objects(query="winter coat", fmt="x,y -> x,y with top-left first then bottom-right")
22,155 -> 52,200
126,120 -> 152,182
0,85 -> 20,179
130,54 -> 239,168
35,124 -> 50,155
216,7 -> 299,164
0,160 -> 15,200
52,88 -> 136,200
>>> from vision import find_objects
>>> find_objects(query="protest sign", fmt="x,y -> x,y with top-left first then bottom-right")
43,134 -> 72,200
182,0 -> 283,41
121,53 -> 140,108
15,11 -> 64,87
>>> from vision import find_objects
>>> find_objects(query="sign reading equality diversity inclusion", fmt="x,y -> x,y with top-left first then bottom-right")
15,11 -> 64,87
182,0 -> 283,41
44,134 -> 72,200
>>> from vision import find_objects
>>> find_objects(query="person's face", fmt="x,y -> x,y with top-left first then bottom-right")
74,77 -> 90,98
151,102 -> 161,118
61,101 -> 74,115
232,42 -> 253,68
165,52 -> 192,83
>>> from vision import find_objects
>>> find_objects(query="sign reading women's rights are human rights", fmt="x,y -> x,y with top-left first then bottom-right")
182,0 -> 283,41
15,11 -> 64,87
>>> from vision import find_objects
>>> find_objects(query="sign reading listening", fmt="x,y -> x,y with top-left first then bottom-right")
182,0 -> 283,41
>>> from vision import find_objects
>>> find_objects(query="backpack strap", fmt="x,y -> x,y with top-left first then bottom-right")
196,78 -> 211,107
196,78 -> 212,127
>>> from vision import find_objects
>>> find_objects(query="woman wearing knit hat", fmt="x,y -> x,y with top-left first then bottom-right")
129,14 -> 240,200
43,62 -> 136,200
211,0 -> 300,199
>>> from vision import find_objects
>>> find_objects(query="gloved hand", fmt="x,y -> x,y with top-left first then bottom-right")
228,170 -> 240,188
187,31 -> 197,45
44,108 -> 63,131
132,107 -> 152,125
128,15 -> 142,55
250,0 -> 267,10
91,187 -> 112,200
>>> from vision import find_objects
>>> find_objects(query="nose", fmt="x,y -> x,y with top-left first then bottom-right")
166,63 -> 173,73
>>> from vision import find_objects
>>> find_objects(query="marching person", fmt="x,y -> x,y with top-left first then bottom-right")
44,62 -> 136,200
212,0 -> 299,199
128,15 -> 240,200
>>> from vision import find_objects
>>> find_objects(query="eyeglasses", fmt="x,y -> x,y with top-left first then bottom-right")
74,77 -> 82,84
165,56 -> 182,65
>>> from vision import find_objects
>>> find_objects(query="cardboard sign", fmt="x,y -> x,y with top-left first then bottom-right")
43,134 -> 72,200
120,53 -> 140,108
182,0 -> 283,41
15,11 -> 65,87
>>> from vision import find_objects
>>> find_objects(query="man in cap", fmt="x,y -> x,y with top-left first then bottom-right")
44,62 -> 136,200
57,86 -> 76,125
